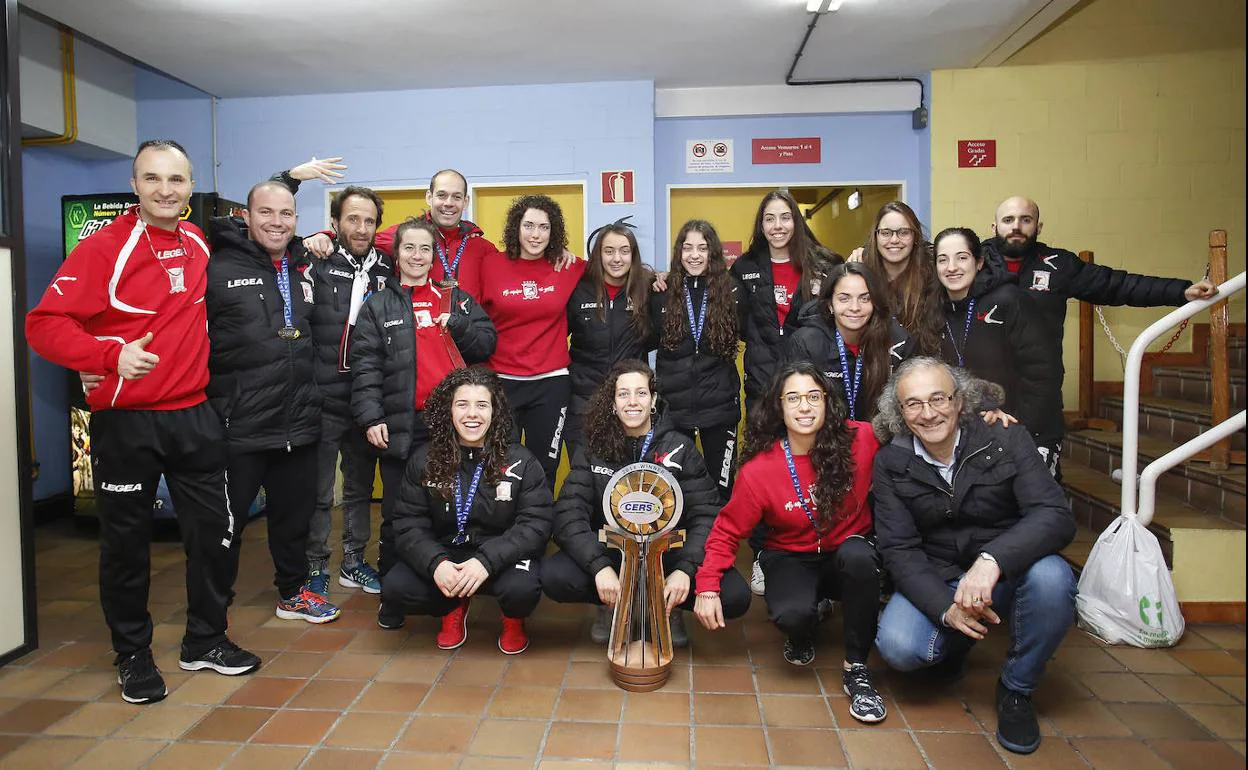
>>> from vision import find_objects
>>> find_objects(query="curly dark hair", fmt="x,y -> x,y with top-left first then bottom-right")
330,185 -> 385,227
862,200 -> 942,355
818,262 -> 895,421
741,361 -> 857,532
744,190 -> 835,302
501,194 -> 568,265
422,366 -> 515,499
584,223 -> 651,339
585,359 -> 657,466
661,219 -> 738,359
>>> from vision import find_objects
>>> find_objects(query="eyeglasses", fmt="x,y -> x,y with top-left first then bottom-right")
781,390 -> 825,408
876,227 -> 916,241
900,392 -> 957,416
521,221 -> 551,233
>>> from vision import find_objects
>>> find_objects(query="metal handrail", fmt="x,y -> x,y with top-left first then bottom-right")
1121,271 -> 1246,526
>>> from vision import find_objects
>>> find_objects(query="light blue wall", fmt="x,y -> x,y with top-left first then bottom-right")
214,80 -> 658,262
134,65 -> 215,190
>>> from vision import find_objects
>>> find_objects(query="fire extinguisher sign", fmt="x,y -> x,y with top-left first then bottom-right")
601,170 -> 635,205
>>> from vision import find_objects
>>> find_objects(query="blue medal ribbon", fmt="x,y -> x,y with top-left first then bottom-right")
638,429 -> 654,462
781,439 -> 822,553
944,298 -> 976,367
436,233 -> 469,279
275,252 -> 294,328
833,329 -> 864,418
684,278 -> 709,352
451,460 -> 485,545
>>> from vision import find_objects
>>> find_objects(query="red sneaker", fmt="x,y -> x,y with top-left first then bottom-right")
498,615 -> 529,655
436,599 -> 470,650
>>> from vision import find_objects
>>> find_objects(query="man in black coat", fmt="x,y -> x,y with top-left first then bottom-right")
870,357 -> 1077,756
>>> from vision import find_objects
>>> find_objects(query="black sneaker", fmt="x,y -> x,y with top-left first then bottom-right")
116,649 -> 167,705
783,637 -> 815,666
378,603 -> 406,630
996,679 -> 1041,754
842,663 -> 887,723
179,638 -> 261,676
669,610 -> 689,649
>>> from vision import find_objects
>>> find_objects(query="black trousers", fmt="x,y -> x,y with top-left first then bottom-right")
90,402 -> 233,657
225,442 -> 318,600
759,536 -> 881,663
381,550 -> 543,618
376,411 -> 429,579
677,422 -> 739,501
540,549 -> 752,619
501,375 -> 570,489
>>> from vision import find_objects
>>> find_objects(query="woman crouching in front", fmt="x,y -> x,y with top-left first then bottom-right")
694,361 -> 888,724
381,366 -> 553,655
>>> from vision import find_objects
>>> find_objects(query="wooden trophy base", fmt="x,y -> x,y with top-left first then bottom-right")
608,640 -> 673,692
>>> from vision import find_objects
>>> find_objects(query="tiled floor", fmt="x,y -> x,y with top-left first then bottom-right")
1,513 -> 1244,769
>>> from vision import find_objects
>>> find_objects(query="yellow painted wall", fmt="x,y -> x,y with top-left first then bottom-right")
375,187 -> 429,229
932,0 -> 1245,401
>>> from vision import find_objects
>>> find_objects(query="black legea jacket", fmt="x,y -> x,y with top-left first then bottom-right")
648,276 -> 746,430
939,260 -> 1063,446
553,414 -> 720,579
349,282 -> 497,460
205,218 -> 320,452
871,418 -> 1076,625
783,303 -> 914,421
392,443 -> 553,578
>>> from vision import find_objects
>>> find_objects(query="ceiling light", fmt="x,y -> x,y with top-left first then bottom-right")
847,189 -> 861,210
806,0 -> 844,13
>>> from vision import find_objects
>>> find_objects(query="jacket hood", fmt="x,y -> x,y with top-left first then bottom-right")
209,215 -> 306,267
981,236 -> 1055,265
947,254 -> 1012,308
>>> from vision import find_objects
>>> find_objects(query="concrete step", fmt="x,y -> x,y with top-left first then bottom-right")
1225,335 -> 1245,371
1063,429 -> 1246,525
1152,365 -> 1246,411
1099,394 -> 1246,451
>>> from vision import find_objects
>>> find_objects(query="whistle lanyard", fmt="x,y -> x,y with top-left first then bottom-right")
833,329 -> 863,418
638,429 -> 654,462
684,280 -> 708,352
437,234 -> 469,279
274,253 -> 293,328
781,439 -> 821,553
451,461 -> 485,545
944,298 -> 976,367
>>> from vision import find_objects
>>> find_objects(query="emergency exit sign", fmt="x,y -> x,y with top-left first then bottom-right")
958,140 -> 997,168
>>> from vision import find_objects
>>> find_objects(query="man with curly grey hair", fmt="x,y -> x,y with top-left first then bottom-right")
870,357 -> 1077,756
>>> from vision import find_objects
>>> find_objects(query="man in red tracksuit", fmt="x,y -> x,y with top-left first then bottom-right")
26,139 -> 260,705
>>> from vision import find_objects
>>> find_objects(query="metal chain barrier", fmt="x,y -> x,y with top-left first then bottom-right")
1095,261 -> 1208,368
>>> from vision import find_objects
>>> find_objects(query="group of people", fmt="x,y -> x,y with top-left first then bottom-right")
26,138 -> 1217,757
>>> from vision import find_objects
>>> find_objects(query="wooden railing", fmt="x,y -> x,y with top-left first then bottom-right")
1207,230 -> 1231,470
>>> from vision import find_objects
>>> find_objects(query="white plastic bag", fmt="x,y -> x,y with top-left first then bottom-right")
1075,513 -> 1185,647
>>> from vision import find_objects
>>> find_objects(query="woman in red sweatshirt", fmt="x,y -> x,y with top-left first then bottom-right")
694,361 -> 887,724
458,195 -> 585,489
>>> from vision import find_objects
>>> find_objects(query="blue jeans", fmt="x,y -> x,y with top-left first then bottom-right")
874,554 -> 1076,694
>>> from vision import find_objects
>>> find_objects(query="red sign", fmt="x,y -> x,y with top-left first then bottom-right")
957,140 -> 997,168
601,170 -> 634,204
751,137 -> 821,165
722,240 -> 743,267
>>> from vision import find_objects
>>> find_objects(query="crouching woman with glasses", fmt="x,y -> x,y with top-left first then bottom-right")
694,361 -> 888,724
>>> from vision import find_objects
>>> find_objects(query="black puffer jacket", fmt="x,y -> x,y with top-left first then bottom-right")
939,260 -> 1063,445
871,418 -> 1076,624
205,218 -> 320,452
565,279 -> 656,442
553,416 -> 719,578
349,282 -> 497,460
392,443 -> 553,578
783,304 -> 914,420
649,276 -> 745,429
300,244 -> 392,418
730,251 -> 834,404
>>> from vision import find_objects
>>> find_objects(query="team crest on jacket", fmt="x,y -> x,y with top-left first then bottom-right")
376,276 -> 386,292
495,481 -> 512,501
655,444 -> 684,471
302,282 -> 313,303
1031,271 -> 1051,291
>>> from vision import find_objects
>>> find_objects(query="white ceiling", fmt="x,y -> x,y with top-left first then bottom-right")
19,0 -> 1072,99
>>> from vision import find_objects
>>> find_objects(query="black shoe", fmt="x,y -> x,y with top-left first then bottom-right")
995,679 -> 1041,754
116,649 -> 167,705
669,610 -> 689,649
926,648 -> 971,685
378,603 -> 406,630
590,605 -> 612,645
783,637 -> 815,666
179,638 -> 261,676
842,663 -> 887,723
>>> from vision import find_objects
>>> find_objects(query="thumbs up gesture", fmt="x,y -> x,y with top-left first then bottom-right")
117,332 -> 160,380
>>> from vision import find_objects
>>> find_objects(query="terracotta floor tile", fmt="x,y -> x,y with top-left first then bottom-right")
379,752 -> 460,770
617,723 -> 691,763
916,732 -> 1005,770
27,642 -> 114,669
0,668 -> 73,699
182,706 -> 274,742
562,660 -> 618,689
1147,738 -> 1247,770
1045,696 -> 1133,737
840,729 -> 926,769
43,702 -> 138,737
1080,672 -> 1166,703
394,714 -> 478,753
224,676 -> 305,708
554,688 -> 625,721
1189,626 -> 1247,650
287,629 -> 355,653
694,725 -> 769,765
237,626 -> 306,652
466,718 -> 547,757
250,709 -> 339,745
1104,701 -> 1215,739
300,748 -> 385,770
1054,646 -> 1127,672
755,665 -> 824,695
459,759 -> 535,770
0,699 -> 83,734
374,655 -> 447,684
417,684 -> 494,715
1173,633 -> 1219,650
500,659 -> 568,687
758,694 -> 835,728
487,685 -> 559,718
114,704 -> 209,740
1141,673 -> 1239,704
254,651 -> 327,679
220,744 -> 309,769
1170,650 -> 1247,677
693,692 -> 761,725
286,679 -> 367,710
691,665 -> 756,693
543,721 -> 617,760
0,735 -> 26,759
317,652 -> 392,680
1206,675 -> 1246,702
0,736 -> 96,770
162,672 -> 249,705
38,672 -> 117,702
440,656 -> 509,687
621,690 -> 691,724
1005,737 -> 1086,768
1106,647 -> 1194,675
1069,737 -> 1171,770
324,711 -> 407,749
768,726 -> 847,767
894,694 -> 981,732
145,742 -> 242,770
352,682 -> 429,712
1178,704 -> 1247,740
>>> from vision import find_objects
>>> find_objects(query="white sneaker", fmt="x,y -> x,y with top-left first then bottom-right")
750,558 -> 765,596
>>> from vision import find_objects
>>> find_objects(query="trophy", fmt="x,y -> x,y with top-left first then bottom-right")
598,462 -> 685,691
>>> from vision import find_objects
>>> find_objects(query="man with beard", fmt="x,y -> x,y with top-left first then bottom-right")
302,186 -> 393,600
981,196 -> 1217,473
